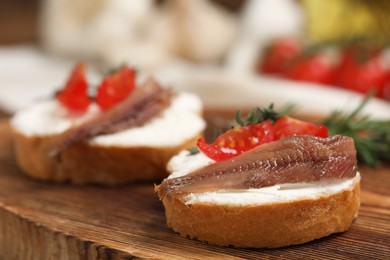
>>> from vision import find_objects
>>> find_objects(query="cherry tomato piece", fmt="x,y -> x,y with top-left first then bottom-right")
57,62 -> 90,114
96,67 -> 136,110
197,138 -> 237,162
258,38 -> 301,75
272,117 -> 328,140
197,121 -> 274,162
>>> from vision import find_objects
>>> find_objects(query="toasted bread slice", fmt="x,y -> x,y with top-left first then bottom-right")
158,151 -> 360,248
12,92 -> 205,184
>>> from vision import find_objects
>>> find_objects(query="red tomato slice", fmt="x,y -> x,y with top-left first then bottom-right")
96,67 -> 136,110
197,117 -> 328,161
258,38 -> 301,75
272,117 -> 328,140
197,121 -> 274,162
57,62 -> 90,114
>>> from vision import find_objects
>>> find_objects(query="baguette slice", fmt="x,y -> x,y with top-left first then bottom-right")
11,92 -> 205,185
158,151 -> 360,248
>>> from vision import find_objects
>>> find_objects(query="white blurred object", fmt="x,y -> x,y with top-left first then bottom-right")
41,0 -> 167,69
153,0 -> 238,63
40,0 -> 238,70
155,65 -> 390,120
226,0 -> 304,72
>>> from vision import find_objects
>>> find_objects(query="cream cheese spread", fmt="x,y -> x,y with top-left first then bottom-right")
11,92 -> 206,147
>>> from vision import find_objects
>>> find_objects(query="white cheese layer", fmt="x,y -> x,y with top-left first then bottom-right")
167,151 -> 360,206
11,92 -> 206,147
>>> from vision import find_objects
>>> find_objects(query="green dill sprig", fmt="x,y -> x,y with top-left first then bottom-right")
320,93 -> 390,167
105,63 -> 137,76
105,64 -> 125,76
235,104 -> 290,126
187,146 -> 199,155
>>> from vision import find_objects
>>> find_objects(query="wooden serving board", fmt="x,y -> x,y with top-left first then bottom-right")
0,120 -> 389,259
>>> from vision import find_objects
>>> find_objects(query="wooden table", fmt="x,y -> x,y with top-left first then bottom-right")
0,118 -> 389,259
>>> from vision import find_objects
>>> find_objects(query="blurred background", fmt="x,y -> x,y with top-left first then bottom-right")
0,0 -> 38,44
1,0 -> 390,118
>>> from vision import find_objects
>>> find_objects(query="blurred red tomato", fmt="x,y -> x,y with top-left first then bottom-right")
95,67 -> 136,110
258,38 -> 301,74
379,77 -> 390,101
283,54 -> 338,85
57,62 -> 90,114
334,47 -> 389,97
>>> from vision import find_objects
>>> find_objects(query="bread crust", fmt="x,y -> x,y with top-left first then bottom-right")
13,129 -> 200,185
161,181 -> 360,248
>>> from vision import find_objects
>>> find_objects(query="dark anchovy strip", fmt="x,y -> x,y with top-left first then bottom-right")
156,135 -> 358,199
50,78 -> 174,157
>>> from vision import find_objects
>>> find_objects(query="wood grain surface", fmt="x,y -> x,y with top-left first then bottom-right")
0,120 -> 389,259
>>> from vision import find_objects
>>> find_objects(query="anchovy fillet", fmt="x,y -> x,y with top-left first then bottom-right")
157,135 -> 357,198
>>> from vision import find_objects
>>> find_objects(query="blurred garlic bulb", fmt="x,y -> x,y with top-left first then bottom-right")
40,0 -> 238,69
41,0 -> 171,69
151,0 -> 238,63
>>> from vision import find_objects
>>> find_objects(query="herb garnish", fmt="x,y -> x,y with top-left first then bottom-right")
235,104 -> 282,126
320,93 -> 390,167
187,146 -> 200,155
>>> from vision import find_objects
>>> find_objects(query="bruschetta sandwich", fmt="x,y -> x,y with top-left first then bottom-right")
11,63 -> 206,184
156,110 -> 360,248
